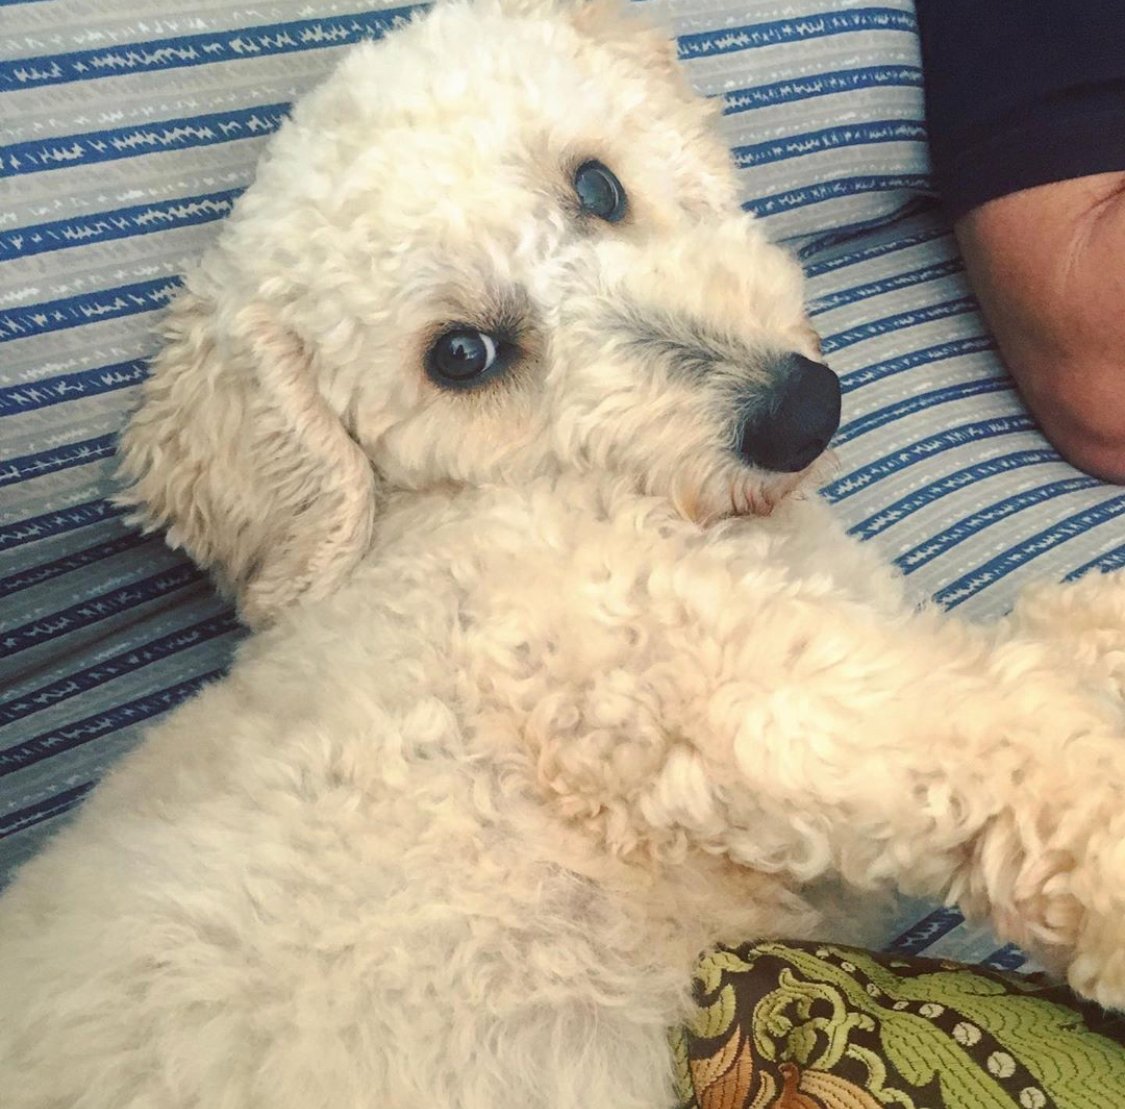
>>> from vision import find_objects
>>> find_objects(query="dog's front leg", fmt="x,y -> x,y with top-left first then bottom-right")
1002,570 -> 1125,700
659,587 -> 1125,1007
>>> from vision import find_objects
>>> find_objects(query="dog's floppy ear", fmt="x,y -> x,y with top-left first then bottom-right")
116,287 -> 378,628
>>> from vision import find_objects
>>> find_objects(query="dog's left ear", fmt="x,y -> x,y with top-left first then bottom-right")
115,288 -> 380,628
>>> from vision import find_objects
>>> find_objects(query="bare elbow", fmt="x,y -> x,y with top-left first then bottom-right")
954,175 -> 1125,484
1025,376 -> 1125,484
1048,433 -> 1125,485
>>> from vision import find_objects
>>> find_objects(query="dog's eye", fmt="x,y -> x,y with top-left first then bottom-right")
574,160 -> 628,223
426,328 -> 505,388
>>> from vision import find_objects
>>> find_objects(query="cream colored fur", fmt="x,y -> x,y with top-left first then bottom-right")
4,1 -> 1125,1106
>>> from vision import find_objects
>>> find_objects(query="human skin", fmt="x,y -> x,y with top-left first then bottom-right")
955,170 -> 1125,483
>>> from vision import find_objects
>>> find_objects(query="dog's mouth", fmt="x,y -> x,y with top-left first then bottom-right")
669,469 -> 798,526
670,449 -> 835,526
729,470 -> 809,518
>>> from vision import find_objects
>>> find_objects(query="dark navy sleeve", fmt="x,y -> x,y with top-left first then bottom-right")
915,0 -> 1125,220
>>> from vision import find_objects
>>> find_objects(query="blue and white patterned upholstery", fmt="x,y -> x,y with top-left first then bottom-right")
3,0 -> 1123,971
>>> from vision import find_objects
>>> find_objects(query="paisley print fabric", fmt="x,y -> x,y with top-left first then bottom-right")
674,942 -> 1125,1109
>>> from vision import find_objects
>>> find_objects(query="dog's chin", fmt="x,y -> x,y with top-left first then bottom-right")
672,452 -> 833,526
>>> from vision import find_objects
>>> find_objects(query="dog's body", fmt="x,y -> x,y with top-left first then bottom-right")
6,476 -> 1125,1108
0,487 -> 849,1108
4,1 -> 1125,1106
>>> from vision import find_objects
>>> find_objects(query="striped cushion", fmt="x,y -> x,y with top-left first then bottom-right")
671,0 -> 930,245
804,211 -> 1125,618
2,0 -> 1122,974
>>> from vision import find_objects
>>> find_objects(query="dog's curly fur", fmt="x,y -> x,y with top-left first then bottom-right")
4,1 -> 1125,1105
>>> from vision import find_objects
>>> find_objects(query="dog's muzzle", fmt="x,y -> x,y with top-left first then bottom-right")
736,354 -> 841,473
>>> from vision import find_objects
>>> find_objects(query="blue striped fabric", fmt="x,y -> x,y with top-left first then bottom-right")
0,191 -> 241,260
676,7 -> 916,59
678,0 -> 929,242
2,436 -> 119,487
2,0 -> 1121,976
0,361 -> 150,415
1,278 -> 183,341
722,65 -> 922,117
0,8 -> 419,90
733,119 -> 927,170
3,109 -> 290,177
0,499 -> 126,550
886,905 -> 967,955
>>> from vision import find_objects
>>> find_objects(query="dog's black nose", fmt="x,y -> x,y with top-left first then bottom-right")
736,355 -> 841,473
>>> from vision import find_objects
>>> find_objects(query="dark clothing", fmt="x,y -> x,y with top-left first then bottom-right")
916,0 -> 1125,219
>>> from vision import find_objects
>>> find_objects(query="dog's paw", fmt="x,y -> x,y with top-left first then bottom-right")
1009,571 -> 1125,700
1060,812 -> 1125,1010
1067,928 -> 1125,1011
966,791 -> 1125,1010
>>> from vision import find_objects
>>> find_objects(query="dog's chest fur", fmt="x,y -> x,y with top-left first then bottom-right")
0,478 -> 901,1106
266,477 -> 911,862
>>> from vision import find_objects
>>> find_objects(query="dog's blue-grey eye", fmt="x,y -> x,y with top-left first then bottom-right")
427,328 -> 502,388
574,160 -> 627,222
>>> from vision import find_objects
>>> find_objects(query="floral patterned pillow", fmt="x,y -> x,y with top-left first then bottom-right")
673,942 -> 1125,1109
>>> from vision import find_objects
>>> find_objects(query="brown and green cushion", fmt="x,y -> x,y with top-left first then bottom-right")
674,942 -> 1125,1109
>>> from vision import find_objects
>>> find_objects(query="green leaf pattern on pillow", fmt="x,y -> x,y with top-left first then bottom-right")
673,941 -> 1125,1108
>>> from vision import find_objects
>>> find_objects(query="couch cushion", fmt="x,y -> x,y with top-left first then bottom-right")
672,0 -> 931,246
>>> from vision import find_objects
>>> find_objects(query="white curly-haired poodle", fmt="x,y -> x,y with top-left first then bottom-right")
4,0 -> 1125,1105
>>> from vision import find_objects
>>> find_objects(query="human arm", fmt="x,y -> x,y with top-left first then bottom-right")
916,0 -> 1125,481
955,172 -> 1125,482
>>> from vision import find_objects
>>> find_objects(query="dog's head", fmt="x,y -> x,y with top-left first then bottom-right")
117,0 -> 839,626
